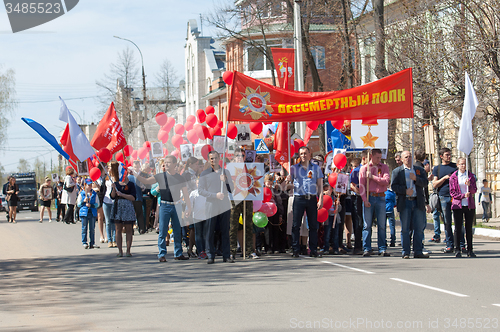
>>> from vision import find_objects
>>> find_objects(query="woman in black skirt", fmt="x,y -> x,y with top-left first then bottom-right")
6,177 -> 19,223
38,177 -> 54,222
110,162 -> 136,257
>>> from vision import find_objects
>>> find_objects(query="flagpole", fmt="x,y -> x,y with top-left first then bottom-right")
412,117 -> 415,171
243,200 -> 246,260
287,122 -> 291,174
221,120 -> 230,193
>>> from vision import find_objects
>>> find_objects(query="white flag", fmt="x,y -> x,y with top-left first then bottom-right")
457,72 -> 478,156
59,97 -> 95,161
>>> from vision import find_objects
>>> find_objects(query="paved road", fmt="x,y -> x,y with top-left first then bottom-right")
1,211 -> 500,331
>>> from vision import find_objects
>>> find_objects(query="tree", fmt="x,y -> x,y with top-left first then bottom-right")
0,65 -> 16,146
17,158 -> 31,173
96,47 -> 139,139
154,58 -> 180,115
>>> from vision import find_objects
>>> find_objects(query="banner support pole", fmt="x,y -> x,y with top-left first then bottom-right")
243,200 -> 246,260
221,120 -> 230,193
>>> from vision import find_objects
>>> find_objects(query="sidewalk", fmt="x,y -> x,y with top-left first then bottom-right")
432,216 -> 500,239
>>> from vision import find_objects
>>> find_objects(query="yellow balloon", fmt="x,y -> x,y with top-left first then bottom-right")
168,228 -> 173,235
239,214 -> 243,225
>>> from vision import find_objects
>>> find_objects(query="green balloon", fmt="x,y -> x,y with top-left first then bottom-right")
253,212 -> 268,228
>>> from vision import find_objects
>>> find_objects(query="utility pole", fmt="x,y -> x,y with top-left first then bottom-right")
294,0 -> 305,138
114,36 -> 149,143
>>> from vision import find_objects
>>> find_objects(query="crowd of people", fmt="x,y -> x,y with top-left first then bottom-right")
3,144 -> 490,261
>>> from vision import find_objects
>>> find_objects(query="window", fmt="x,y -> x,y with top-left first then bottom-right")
310,46 -> 325,69
246,39 -> 282,72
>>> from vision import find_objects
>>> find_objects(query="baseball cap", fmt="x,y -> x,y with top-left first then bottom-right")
85,178 -> 93,185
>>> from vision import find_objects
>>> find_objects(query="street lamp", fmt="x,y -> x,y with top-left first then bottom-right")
113,35 -> 149,142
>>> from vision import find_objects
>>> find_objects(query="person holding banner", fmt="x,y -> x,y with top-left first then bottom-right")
449,158 -> 477,258
286,146 -> 324,258
359,149 -> 391,257
198,150 -> 234,264
131,156 -> 192,262
229,149 -> 254,261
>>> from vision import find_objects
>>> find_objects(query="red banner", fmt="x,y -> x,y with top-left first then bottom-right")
90,102 -> 127,154
271,48 -> 295,90
227,68 -> 413,122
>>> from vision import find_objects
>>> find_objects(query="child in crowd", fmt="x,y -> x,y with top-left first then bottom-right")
78,178 -> 99,249
190,179 -> 208,259
385,189 -> 397,247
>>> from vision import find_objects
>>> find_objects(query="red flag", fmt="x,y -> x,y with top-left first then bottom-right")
60,124 -> 79,172
273,122 -> 290,173
304,127 -> 314,145
227,68 -> 413,122
271,48 -> 295,90
91,102 -> 127,154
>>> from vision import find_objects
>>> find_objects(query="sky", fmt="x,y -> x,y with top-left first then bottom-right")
0,0 -> 219,173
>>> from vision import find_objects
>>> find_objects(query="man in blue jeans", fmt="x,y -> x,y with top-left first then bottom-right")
431,147 -> 464,253
131,156 -> 192,262
391,151 -> 429,258
287,146 -> 324,258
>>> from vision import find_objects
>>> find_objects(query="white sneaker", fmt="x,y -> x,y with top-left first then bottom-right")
49,219 -> 52,222
250,252 -> 260,259
83,244 -> 89,249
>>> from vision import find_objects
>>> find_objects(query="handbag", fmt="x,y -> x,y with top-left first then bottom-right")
64,180 -> 75,193
429,192 -> 441,212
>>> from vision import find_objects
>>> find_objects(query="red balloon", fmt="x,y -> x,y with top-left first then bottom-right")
196,125 -> 206,140
206,113 -> 218,128
158,130 -> 169,144
155,112 -> 168,126
317,208 -> 328,223
201,126 -> 210,139
93,158 -> 100,167
331,120 -> 344,130
293,140 -> 301,154
144,141 -> 151,149
165,117 -> 175,131
89,167 -> 101,182
259,202 -> 277,217
295,138 -> 305,148
171,149 -> 180,158
263,187 -> 272,203
227,123 -> 237,139
185,121 -> 194,131
322,195 -> 333,210
205,105 -> 215,115
186,115 -> 196,123
186,130 -> 199,144
213,126 -> 222,136
116,151 -> 124,163
163,148 -> 169,156
217,120 -> 224,128
172,134 -> 183,149
131,150 -> 138,159
328,172 -> 338,188
123,145 -> 133,157
250,122 -> 263,135
98,148 -> 111,163
196,109 -> 206,123
209,128 -> 216,139
290,144 -> 295,156
333,153 -> 347,169
138,147 -> 148,160
174,124 -> 185,135
306,121 -> 320,131
222,71 -> 234,85
201,144 -> 213,160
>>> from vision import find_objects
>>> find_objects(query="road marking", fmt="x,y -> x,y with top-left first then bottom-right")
321,260 -> 375,275
390,278 -> 469,297
492,304 -> 500,307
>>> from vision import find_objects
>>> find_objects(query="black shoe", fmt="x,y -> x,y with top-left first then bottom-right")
292,251 -> 300,258
414,253 -> 429,258
461,247 -> 467,253
363,251 -> 370,257
402,254 -> 410,259
467,251 -> 476,258
353,249 -> 363,255
223,256 -> 235,263
443,247 -> 453,253
455,252 -> 462,258
207,259 -> 215,264
158,256 -> 167,262
310,252 -> 322,258
390,242 -> 395,247
174,255 -> 189,260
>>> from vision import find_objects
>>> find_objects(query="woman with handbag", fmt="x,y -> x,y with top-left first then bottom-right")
449,158 -> 477,258
61,166 -> 78,224
6,177 -> 19,223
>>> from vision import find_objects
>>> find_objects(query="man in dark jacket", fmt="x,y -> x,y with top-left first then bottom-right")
391,151 -> 429,259
198,150 -> 234,264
